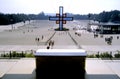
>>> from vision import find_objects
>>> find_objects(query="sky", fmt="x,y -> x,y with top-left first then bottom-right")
0,0 -> 120,14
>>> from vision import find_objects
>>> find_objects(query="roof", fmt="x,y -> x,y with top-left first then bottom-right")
90,22 -> 120,26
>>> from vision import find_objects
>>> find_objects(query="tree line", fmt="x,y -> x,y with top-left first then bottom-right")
0,13 -> 30,25
71,10 -> 120,23
88,10 -> 120,23
0,12 -> 48,25
0,10 -> 120,25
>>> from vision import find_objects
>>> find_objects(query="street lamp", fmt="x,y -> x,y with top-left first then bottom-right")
87,13 -> 91,32
10,19 -> 14,31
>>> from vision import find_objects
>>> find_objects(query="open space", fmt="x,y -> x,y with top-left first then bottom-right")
0,20 -> 120,79
0,20 -> 120,52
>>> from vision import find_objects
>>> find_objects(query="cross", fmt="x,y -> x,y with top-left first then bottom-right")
49,6 -> 73,31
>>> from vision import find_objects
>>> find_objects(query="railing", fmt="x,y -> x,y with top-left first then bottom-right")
68,31 -> 81,49
0,50 -> 120,59
86,51 -> 120,59
0,50 -> 36,59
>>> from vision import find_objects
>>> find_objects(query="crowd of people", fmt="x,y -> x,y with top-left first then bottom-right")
35,35 -> 44,45
47,40 -> 54,49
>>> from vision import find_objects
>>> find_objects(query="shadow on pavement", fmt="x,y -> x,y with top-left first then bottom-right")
86,74 -> 120,79
2,69 -> 36,79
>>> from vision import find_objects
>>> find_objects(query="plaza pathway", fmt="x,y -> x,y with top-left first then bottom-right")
49,31 -> 79,49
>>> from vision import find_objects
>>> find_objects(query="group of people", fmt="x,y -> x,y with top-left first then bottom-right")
47,40 -> 54,49
105,36 -> 113,45
35,35 -> 44,42
35,35 -> 44,45
35,37 -> 40,42
23,29 -> 34,34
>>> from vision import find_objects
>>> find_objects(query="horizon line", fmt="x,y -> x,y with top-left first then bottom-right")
1,9 -> 120,15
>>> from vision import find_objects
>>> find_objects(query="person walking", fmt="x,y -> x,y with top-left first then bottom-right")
51,40 -> 54,49
42,35 -> 44,40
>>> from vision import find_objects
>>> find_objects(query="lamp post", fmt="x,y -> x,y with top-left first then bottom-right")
23,20 -> 25,26
10,19 -> 14,31
87,13 -> 91,32
28,18 -> 31,24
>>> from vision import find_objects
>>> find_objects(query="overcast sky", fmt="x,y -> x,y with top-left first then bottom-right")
0,0 -> 120,14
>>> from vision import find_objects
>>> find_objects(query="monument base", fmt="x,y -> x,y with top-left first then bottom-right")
34,49 -> 86,79
54,27 -> 69,31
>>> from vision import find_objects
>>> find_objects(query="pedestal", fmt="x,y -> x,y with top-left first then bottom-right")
34,49 -> 86,79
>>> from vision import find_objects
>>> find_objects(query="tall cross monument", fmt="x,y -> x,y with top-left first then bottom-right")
49,6 -> 73,31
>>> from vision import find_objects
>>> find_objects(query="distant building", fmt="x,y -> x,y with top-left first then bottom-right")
90,22 -> 120,34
